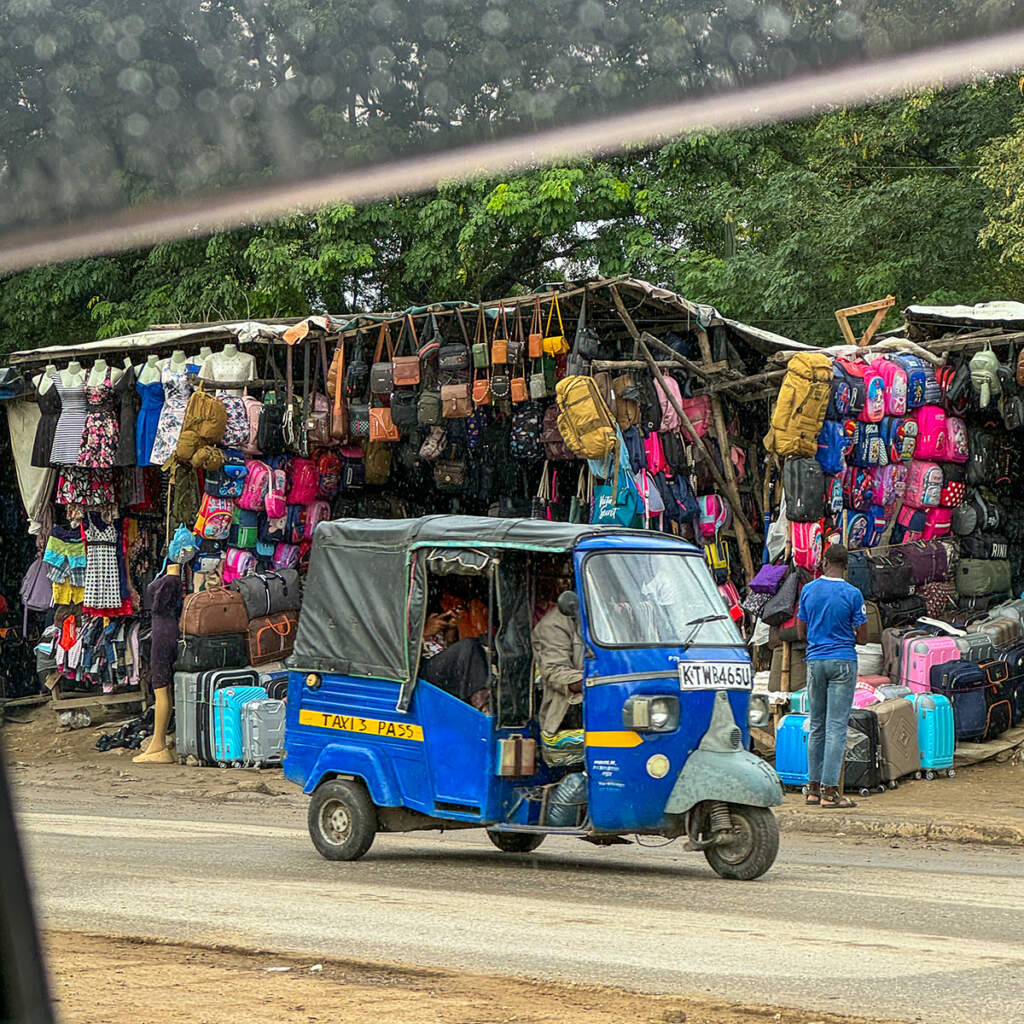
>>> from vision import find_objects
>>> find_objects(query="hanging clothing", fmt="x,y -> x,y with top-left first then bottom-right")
135,377 -> 163,466
56,467 -> 117,509
146,573 -> 183,690
148,364 -> 195,466
113,368 -> 138,467
79,368 -> 120,470
82,515 -> 131,617
50,375 -> 88,466
31,374 -> 62,468
44,524 -> 87,599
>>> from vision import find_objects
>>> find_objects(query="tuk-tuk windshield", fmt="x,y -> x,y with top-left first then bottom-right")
582,551 -> 742,648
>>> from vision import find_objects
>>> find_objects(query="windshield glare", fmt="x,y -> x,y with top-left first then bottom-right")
582,551 -> 741,648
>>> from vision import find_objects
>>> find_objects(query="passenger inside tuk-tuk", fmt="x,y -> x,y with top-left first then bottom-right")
419,580 -> 491,710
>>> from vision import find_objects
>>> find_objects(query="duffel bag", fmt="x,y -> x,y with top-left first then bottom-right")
955,558 -> 1012,598
247,611 -> 299,666
869,551 -> 913,602
904,540 -> 948,586
175,633 -> 248,672
229,569 -> 302,619
959,532 -> 1010,561
878,595 -> 927,630
179,587 -> 249,636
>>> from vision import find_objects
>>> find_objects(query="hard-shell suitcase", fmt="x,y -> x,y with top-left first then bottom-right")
240,697 -> 287,767
903,693 -> 955,775
930,661 -> 1012,742
993,642 -> 1024,726
212,685 -> 268,765
844,708 -> 884,794
174,668 -> 260,765
871,699 -> 921,782
951,631 -> 995,664
258,669 -> 290,702
976,614 -> 1022,650
774,714 -> 810,787
901,635 -> 961,694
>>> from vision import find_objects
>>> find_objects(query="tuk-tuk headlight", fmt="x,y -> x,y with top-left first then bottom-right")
747,693 -> 770,728
622,695 -> 679,732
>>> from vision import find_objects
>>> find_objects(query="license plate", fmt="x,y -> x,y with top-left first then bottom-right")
678,661 -> 752,690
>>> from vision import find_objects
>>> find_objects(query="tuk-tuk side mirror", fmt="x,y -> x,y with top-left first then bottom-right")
556,591 -> 579,619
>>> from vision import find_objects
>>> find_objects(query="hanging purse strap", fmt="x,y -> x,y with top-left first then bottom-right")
373,322 -> 395,363
545,295 -> 564,337
333,337 -> 346,421
455,308 -> 471,346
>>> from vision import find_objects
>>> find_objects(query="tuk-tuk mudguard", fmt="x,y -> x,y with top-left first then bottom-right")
664,748 -> 783,814
303,742 -> 402,805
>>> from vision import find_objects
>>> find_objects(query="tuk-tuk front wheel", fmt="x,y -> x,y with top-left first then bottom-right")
308,780 -> 377,861
702,805 -> 779,881
487,830 -> 545,854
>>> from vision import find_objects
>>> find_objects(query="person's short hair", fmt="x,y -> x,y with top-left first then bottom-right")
824,543 -> 849,569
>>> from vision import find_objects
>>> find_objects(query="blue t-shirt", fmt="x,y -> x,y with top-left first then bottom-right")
797,577 -> 867,662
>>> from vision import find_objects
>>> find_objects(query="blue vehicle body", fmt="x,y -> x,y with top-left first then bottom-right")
284,517 -> 781,852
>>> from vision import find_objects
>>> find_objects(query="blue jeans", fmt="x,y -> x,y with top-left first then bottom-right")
806,658 -> 857,788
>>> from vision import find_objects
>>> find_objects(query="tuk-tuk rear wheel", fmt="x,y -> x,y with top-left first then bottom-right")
308,779 -> 377,861
702,805 -> 778,881
487,830 -> 545,854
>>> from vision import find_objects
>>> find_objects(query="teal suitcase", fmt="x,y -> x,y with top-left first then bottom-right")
212,685 -> 267,765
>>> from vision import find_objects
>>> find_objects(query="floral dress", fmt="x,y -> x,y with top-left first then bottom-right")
148,365 -> 195,466
79,368 -> 120,469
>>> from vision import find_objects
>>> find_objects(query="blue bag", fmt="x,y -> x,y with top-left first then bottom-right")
815,419 -> 849,475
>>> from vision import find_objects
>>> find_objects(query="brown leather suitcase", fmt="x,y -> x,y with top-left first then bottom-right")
247,612 -> 299,666
180,588 -> 249,637
497,735 -> 537,777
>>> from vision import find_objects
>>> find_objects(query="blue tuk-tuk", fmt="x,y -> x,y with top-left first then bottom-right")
283,516 -> 782,880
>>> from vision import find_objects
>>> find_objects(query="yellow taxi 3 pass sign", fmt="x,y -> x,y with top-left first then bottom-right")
298,709 -> 424,742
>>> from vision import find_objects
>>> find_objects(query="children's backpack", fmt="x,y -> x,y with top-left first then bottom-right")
228,507 -> 259,550
938,463 -> 966,509
237,460 -> 271,511
912,406 -> 947,460
703,539 -> 731,585
265,460 -> 288,519
623,426 -> 647,475
764,352 -> 832,458
643,430 -> 667,475
826,363 -> 853,419
193,494 -> 234,541
833,357 -> 866,415
315,450 -> 343,499
783,458 -> 825,522
241,396 -> 264,455
843,466 -> 876,512
842,508 -> 873,550
698,493 -> 731,539
222,547 -> 257,585
825,473 -> 844,518
304,500 -> 331,540
903,460 -> 943,509
845,421 -> 885,467
554,376 -> 617,460
871,357 -> 908,417
892,504 -> 926,544
969,343 -> 1001,408
286,457 -> 319,505
273,543 -> 301,570
880,415 -> 917,463
509,402 -> 544,461
815,419 -> 849,475
942,415 -> 969,464
867,504 -> 889,547
654,375 -> 684,432
921,506 -> 952,540
791,519 -> 824,575
891,354 -> 931,408
857,360 -> 886,422
679,394 -> 712,442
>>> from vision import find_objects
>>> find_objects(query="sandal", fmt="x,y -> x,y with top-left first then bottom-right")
819,789 -> 857,809
805,788 -> 820,806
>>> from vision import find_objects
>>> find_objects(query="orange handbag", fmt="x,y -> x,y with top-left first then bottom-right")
528,296 -> 543,359
369,404 -> 399,442
491,304 -> 509,364
331,338 -> 348,440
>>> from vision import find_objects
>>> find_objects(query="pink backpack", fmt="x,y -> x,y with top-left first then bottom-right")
241,396 -> 264,455
913,406 -> 947,459
304,500 -> 331,539
895,504 -> 924,543
922,506 -> 952,540
273,542 -> 300,570
265,464 -> 287,519
286,457 -> 319,505
655,376 -> 683,432
643,431 -> 668,475
222,547 -> 257,584
698,494 -> 731,539
791,519 -> 824,575
871,357 -> 908,417
904,460 -> 943,508
237,459 -> 270,511
858,361 -> 886,422
680,395 -> 711,442
942,415 -> 969,464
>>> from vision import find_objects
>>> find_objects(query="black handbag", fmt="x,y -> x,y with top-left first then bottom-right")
573,293 -> 602,359
344,334 -> 370,399
256,401 -> 287,455
434,455 -> 467,492
348,402 -> 370,438
390,388 -> 419,429
761,569 -> 800,627
174,633 -> 248,672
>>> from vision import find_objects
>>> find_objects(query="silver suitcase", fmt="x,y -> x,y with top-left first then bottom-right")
953,632 -> 995,663
241,698 -> 286,767
174,672 -> 200,760
989,599 -> 1024,626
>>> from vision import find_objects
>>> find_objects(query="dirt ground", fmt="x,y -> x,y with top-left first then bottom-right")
45,931 -> 903,1024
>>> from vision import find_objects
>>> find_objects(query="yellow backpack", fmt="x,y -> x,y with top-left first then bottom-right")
555,376 -> 617,460
763,352 -> 832,458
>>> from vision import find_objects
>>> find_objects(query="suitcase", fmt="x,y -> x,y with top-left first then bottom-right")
871,699 -> 921,782
774,714 -> 810,787
241,697 -> 287,767
212,685 -> 268,765
174,669 -> 260,764
903,693 -> 955,775
175,632 -> 248,672
988,598 -> 1024,625
788,688 -> 810,713
900,635 -> 961,694
863,602 -> 883,644
952,632 -> 995,663
258,669 -> 290,702
993,643 -> 1024,726
844,708 -> 884,794
976,614 -> 1021,650
882,627 -> 925,683
855,643 -> 883,677
496,734 -> 538,777
930,661 -> 1012,742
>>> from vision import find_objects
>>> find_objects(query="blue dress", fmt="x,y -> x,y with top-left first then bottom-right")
135,379 -> 164,466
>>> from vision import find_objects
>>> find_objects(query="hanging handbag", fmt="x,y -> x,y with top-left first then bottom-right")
418,385 -> 442,425
390,388 -> 419,429
542,295 -> 570,357
762,570 -> 801,627
749,562 -> 789,596
490,369 -> 511,401
348,402 -> 370,439
417,312 -> 443,362
573,292 -> 602,359
392,314 -> 421,386
419,425 -> 447,461
331,336 -> 348,441
528,296 -> 543,359
591,451 -> 641,527
472,366 -> 491,406
434,450 -> 467,492
441,383 -> 472,418
472,304 -> 490,369
369,404 -> 400,442
569,467 -> 589,523
306,337 -> 334,447
529,358 -> 548,399
344,331 -> 369,399
532,461 -> 554,520
370,323 -> 396,394
491,304 -> 509,364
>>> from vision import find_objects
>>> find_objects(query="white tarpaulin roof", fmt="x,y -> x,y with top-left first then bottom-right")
903,301 -> 1024,329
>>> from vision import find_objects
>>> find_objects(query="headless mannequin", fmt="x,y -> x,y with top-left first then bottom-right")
137,354 -> 161,384
200,343 -> 255,394
196,346 -> 213,366
133,563 -> 179,765
34,363 -> 59,394
88,357 -> 123,387
161,350 -> 189,372
61,361 -> 86,388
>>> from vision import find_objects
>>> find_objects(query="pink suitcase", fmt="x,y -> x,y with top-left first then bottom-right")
900,635 -> 961,693
854,674 -> 891,708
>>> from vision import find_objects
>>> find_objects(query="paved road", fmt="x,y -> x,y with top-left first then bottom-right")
14,791 -> 1024,1024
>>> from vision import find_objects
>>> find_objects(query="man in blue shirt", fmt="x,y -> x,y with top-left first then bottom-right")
797,543 -> 867,809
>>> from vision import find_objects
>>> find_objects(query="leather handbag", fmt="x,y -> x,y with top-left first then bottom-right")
542,295 -> 569,356
529,364 -> 548,399
761,570 -> 802,627
348,402 -> 370,438
510,375 -> 528,403
392,314 -> 421,386
472,368 -> 491,406
490,370 -> 511,401
528,297 -> 543,359
179,587 -> 249,636
418,387 -> 442,425
369,404 -> 400,442
247,611 -> 299,666
370,324 -> 395,394
491,305 -> 509,364
573,292 -> 602,359
472,305 -> 490,369
441,383 -> 472,418
229,568 -> 301,619
434,454 -> 467,492
306,338 -> 334,447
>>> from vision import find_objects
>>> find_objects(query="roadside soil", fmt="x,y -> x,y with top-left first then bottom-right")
4,704 -> 1024,842
46,930 -> 905,1024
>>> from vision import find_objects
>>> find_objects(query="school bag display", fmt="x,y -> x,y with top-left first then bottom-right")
902,460 -> 942,509
880,416 -> 916,463
791,519 -> 824,574
783,458 -> 825,522
942,415 -> 969,464
857,360 -> 886,423
912,406 -> 947,460
764,352 -> 832,458
845,421 -> 885,467
871,356 -> 908,417
815,419 -> 849,475
826,364 -> 852,420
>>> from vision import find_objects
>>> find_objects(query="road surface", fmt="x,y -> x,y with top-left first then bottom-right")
14,789 -> 1024,1024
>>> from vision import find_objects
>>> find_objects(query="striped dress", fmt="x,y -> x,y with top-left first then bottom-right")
50,376 -> 88,466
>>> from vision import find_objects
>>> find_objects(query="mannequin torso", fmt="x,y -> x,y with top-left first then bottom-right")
88,359 -> 122,387
60,361 -> 86,389
137,355 -> 162,384
199,343 -> 256,394
34,363 -> 59,394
